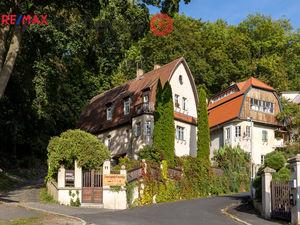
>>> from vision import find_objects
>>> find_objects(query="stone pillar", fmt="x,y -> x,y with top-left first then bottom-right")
120,165 -> 127,186
74,161 -> 82,188
57,165 -> 65,188
262,166 -> 275,219
288,155 -> 300,225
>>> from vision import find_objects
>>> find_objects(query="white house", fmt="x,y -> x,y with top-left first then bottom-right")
77,57 -> 198,160
208,77 -> 284,169
282,91 -> 300,105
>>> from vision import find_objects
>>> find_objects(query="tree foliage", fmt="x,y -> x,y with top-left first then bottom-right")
277,98 -> 300,141
47,129 -> 110,179
264,151 -> 286,171
197,88 -> 210,162
153,80 -> 175,165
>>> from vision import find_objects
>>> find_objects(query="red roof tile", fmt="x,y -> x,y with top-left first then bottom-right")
208,77 -> 275,128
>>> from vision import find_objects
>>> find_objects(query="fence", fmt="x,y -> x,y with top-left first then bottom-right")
271,181 -> 291,221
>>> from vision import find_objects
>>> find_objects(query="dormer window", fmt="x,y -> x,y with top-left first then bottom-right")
107,106 -> 112,120
143,94 -> 149,103
124,98 -> 130,115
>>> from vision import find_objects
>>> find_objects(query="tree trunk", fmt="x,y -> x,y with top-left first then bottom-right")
0,26 -> 10,71
0,27 -> 22,99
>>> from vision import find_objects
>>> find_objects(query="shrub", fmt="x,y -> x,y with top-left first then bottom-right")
273,167 -> 291,182
47,129 -> 110,179
264,151 -> 286,171
213,146 -> 250,193
114,157 -> 140,171
252,175 -> 262,200
40,188 -> 57,204
138,145 -> 163,163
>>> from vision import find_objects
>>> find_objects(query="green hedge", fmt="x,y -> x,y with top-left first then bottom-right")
47,129 -> 110,179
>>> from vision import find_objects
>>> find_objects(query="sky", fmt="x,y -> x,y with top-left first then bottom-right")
149,0 -> 300,29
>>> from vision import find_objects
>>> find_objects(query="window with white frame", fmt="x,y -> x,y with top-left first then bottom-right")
262,130 -> 268,142
182,97 -> 187,111
225,127 -> 231,140
245,126 -> 251,138
235,126 -> 241,137
105,135 -> 111,149
176,126 -> 185,140
261,155 -> 265,165
124,98 -> 130,115
135,122 -> 141,137
175,94 -> 179,108
107,106 -> 112,120
145,121 -> 151,136
250,98 -> 274,114
143,94 -> 149,103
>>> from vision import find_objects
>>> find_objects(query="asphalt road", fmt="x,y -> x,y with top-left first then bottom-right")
77,194 -> 248,225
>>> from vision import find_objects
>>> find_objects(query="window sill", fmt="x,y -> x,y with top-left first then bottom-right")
250,109 -> 274,115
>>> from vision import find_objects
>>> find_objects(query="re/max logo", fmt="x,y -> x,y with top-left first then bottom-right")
0,14 -> 48,25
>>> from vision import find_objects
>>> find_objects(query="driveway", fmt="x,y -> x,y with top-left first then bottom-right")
77,194 -> 247,225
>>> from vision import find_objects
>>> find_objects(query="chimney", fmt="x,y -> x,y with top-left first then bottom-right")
136,68 -> 144,78
154,64 -> 161,70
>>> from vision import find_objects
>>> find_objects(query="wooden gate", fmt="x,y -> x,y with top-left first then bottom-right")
271,181 -> 291,221
82,170 -> 103,204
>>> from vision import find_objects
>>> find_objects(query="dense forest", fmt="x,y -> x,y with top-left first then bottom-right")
1,0 -> 300,169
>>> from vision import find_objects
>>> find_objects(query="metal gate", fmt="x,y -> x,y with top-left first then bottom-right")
82,170 -> 103,203
271,181 -> 291,221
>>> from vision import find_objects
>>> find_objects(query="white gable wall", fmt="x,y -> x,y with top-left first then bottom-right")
170,62 -> 198,157
169,63 -> 197,118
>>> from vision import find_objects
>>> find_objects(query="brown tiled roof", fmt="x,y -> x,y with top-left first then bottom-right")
208,77 -> 275,128
77,57 -> 191,133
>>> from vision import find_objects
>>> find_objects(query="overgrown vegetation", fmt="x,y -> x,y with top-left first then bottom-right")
47,129 -> 110,179
253,150 -> 292,200
131,146 -> 250,206
39,188 -> 57,204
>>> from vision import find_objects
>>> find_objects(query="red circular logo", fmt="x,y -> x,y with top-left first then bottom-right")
150,13 -> 173,37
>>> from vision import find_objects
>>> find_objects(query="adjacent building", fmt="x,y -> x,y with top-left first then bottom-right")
208,77 -> 284,167
282,91 -> 300,105
77,57 -> 198,160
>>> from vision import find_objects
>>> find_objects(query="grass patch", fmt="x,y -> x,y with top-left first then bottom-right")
0,173 -> 17,193
7,217 -> 40,225
39,187 -> 57,204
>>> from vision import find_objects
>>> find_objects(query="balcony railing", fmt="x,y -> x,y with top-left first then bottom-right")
134,102 -> 155,115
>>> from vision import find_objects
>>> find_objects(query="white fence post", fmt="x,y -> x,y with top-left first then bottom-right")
74,160 -> 82,188
57,165 -> 65,188
262,166 -> 275,219
288,155 -> 300,225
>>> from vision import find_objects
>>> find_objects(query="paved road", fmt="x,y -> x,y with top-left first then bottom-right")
77,195 -> 247,225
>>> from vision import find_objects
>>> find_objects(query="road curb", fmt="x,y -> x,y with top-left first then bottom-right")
221,203 -> 251,225
3,202 -> 89,225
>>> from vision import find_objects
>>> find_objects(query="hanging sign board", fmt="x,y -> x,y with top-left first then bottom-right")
103,174 -> 126,186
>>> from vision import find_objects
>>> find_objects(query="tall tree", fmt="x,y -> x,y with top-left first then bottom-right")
197,88 -> 210,163
142,0 -> 191,16
0,0 -> 100,99
153,80 -> 175,164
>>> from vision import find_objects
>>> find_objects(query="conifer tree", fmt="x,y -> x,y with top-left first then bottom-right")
153,80 -> 175,164
197,88 -> 210,163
